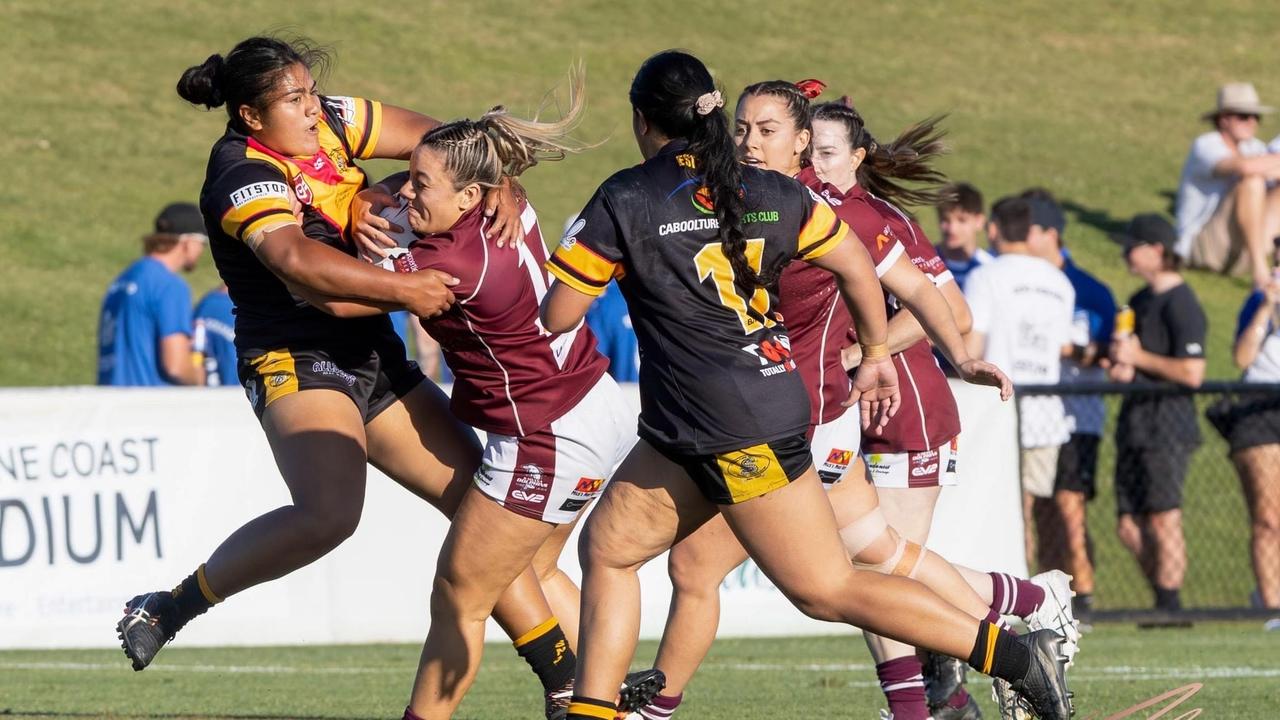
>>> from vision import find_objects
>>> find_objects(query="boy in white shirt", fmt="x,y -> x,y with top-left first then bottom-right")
1176,82 -> 1280,288
966,197 -> 1075,568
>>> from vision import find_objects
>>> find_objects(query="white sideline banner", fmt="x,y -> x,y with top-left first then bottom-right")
0,381 -> 1020,650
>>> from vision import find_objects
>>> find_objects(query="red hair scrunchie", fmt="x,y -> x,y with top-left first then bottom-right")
794,78 -> 826,100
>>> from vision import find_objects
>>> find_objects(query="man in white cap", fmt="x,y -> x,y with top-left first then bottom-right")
1175,82 -> 1280,289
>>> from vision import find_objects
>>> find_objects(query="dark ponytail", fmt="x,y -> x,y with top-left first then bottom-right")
176,36 -> 331,133
630,51 -> 767,293
811,100 -> 950,210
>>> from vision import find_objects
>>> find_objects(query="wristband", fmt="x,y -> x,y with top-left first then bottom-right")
860,342 -> 890,360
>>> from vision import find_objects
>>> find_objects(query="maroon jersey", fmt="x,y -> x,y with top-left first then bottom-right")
816,177 -> 962,453
404,201 -> 609,437
782,168 -> 904,427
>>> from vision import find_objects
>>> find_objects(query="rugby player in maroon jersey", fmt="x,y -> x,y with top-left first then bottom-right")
350,75 -> 655,720
809,98 -> 1081,720
625,81 -> 1075,720
540,52 -> 1073,720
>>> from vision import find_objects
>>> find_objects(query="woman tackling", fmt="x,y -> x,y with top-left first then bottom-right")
116,38 -> 588,718
538,52 -> 1073,720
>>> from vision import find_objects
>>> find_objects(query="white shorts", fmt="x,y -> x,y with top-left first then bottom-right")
864,437 -> 960,489
810,404 -> 862,485
473,374 -> 637,524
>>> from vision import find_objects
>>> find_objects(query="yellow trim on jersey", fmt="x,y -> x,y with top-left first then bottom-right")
359,99 -> 384,160
717,443 -> 791,504
247,350 -> 299,407
244,147 -> 291,176
546,242 -> 618,296
797,203 -> 849,261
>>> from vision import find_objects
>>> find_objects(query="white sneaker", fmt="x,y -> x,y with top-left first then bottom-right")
991,678 -> 1034,720
1025,570 -> 1080,666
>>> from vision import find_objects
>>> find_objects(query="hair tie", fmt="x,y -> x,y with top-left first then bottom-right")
837,94 -> 854,109
795,79 -> 826,100
695,90 -> 724,116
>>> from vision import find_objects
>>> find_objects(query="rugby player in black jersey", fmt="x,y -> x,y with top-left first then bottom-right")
539,51 -> 1074,720
115,37 -> 602,719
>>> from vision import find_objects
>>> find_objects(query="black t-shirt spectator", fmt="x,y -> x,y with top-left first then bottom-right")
1116,282 -> 1207,448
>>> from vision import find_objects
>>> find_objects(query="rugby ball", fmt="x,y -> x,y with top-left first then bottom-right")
369,197 -> 422,271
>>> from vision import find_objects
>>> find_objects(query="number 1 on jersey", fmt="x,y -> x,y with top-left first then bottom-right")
694,238 -> 774,334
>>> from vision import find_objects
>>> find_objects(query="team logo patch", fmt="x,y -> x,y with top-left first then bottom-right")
267,372 -> 291,388
559,498 -> 589,513
311,360 -> 357,386
825,449 -> 853,468
725,452 -> 771,480
511,465 -> 549,504
573,477 -> 604,495
292,174 -> 314,205
560,217 -> 585,249
229,181 -> 289,209
692,186 -> 716,215
910,450 -> 940,478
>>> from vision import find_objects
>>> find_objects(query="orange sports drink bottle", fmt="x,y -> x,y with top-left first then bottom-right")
1114,306 -> 1135,339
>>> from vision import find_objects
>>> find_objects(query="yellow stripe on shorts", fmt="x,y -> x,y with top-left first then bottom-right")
247,349 -> 299,407
716,443 -> 791,504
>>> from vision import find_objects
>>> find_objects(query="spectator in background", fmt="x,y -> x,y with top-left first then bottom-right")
1228,238 -> 1280,608
1022,189 -> 1117,614
1175,82 -> 1280,289
934,181 -> 993,291
97,202 -> 207,386
964,197 -> 1075,569
193,283 -> 236,386
1109,214 -> 1207,613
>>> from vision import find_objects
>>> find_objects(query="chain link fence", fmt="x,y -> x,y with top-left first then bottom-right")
1015,381 -> 1280,620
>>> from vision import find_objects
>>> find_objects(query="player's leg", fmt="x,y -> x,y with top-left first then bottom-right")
648,513 -> 750,708
118,388 -> 370,670
529,521 -> 584,647
1143,447 -> 1189,611
567,440 -> 719,720
406,487 -> 558,720
715,462 -> 1072,719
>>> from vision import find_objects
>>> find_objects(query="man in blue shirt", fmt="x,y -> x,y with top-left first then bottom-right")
935,182 -> 994,291
97,203 -> 207,386
193,284 -> 236,386
585,281 -> 638,382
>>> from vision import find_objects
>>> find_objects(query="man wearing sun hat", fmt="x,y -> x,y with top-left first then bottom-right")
1175,82 -> 1280,289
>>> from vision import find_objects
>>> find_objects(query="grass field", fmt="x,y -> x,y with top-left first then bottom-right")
2,1 -> 1280,385
1,624 -> 1278,718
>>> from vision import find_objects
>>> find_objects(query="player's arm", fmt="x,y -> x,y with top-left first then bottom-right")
884,274 -> 972,354
1213,152 -> 1280,179
159,333 -> 205,386
802,228 -> 900,430
541,282 -> 597,334
251,223 -> 458,318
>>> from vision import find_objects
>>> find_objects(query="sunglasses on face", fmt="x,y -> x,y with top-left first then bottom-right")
1230,113 -> 1261,122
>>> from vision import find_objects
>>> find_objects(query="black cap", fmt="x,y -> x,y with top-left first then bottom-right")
1114,213 -> 1176,253
1027,198 -> 1066,233
154,202 -> 207,237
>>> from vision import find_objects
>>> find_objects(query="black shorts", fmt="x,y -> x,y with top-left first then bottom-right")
1114,444 -> 1191,515
1054,433 -> 1100,499
659,434 -> 814,506
237,329 -> 425,424
1228,404 -> 1280,453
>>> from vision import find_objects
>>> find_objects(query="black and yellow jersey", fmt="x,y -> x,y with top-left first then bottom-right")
547,141 -> 848,454
199,95 -> 390,352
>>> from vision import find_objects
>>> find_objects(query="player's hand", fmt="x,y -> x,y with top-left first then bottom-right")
956,358 -> 1013,401
402,269 -> 459,319
484,177 -> 526,249
1110,335 -> 1141,366
352,186 -> 402,262
846,355 -> 900,432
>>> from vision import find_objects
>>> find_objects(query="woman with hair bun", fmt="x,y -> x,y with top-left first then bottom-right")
539,52 -> 1072,720
117,37 -> 578,718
